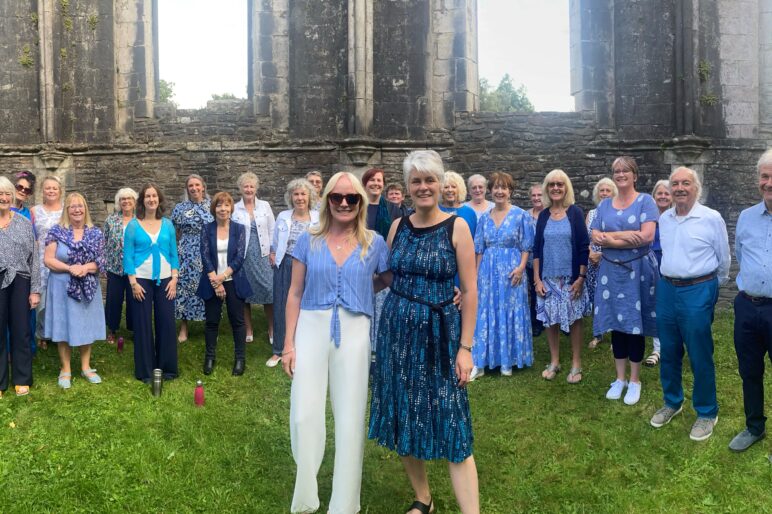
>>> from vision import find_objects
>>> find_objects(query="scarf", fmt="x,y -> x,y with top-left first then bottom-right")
46,225 -> 105,303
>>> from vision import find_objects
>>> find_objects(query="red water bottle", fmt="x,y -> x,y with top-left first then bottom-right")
194,380 -> 205,407
117,337 -> 124,353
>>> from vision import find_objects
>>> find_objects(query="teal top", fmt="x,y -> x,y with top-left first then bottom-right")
123,217 -> 180,284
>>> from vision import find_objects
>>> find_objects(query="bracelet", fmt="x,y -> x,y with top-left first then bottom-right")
281,348 -> 295,356
578,273 -> 587,278
459,342 -> 473,352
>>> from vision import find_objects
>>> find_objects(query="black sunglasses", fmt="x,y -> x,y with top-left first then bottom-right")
328,193 -> 362,206
15,184 -> 33,195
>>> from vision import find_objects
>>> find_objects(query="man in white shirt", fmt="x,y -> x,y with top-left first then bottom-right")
650,166 -> 730,442
728,149 -> 772,453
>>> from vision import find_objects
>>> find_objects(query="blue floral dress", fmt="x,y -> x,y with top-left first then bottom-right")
590,194 -> 659,337
171,200 -> 213,321
473,207 -> 534,370
369,216 -> 473,463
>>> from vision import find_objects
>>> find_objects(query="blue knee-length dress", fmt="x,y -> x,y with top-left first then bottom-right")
368,215 -> 473,463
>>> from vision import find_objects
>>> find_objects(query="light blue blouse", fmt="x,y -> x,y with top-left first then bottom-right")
290,231 -> 389,346
123,218 -> 180,284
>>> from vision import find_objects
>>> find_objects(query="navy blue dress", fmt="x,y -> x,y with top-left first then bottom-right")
368,215 -> 473,463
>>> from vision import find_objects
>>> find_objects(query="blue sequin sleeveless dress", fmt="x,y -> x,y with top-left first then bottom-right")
368,216 -> 473,463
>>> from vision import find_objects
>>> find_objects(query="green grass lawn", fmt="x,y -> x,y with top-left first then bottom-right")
1,309 -> 770,513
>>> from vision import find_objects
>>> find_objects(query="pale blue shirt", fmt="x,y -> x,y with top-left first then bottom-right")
735,202 -> 772,298
290,231 -> 389,346
659,202 -> 731,285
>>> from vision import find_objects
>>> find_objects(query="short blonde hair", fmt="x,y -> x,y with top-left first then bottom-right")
60,192 -> 94,228
0,176 -> 15,197
443,171 -> 467,203
311,172 -> 373,259
541,169 -> 575,208
592,177 -> 617,205
237,172 -> 259,191
284,178 -> 316,209
41,176 -> 64,201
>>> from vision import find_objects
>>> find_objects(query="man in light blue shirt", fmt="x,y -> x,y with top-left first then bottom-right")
729,149 -> 772,453
650,166 -> 730,442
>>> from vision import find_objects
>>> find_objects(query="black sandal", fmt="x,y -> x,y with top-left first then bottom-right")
406,498 -> 433,514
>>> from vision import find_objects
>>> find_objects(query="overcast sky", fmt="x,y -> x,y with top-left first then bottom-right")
159,0 -> 573,112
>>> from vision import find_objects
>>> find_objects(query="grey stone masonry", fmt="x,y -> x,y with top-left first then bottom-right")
760,0 -> 772,136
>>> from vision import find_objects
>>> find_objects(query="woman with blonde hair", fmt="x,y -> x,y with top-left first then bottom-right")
282,172 -> 389,514
440,170 -> 477,237
533,169 -> 590,383
33,175 -> 64,350
586,177 -> 617,349
44,193 -> 106,388
232,172 -> 275,344
103,187 -> 138,343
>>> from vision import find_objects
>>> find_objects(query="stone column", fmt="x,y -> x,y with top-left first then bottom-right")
347,0 -> 373,135
252,0 -> 289,131
761,0 -> 772,136
717,0 -> 760,138
430,0 -> 478,129
569,0 -> 615,129
114,0 -> 156,136
37,0 -> 57,142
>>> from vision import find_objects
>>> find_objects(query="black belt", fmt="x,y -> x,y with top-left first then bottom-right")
663,272 -> 716,287
602,252 -> 649,273
740,291 -> 772,305
390,287 -> 455,374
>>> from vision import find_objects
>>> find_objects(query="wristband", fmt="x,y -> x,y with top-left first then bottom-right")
459,342 -> 473,352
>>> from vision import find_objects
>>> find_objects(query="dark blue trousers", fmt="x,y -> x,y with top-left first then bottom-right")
733,292 -> 772,436
130,277 -> 177,382
526,265 -> 543,336
656,277 -> 719,418
204,281 -> 246,361
0,276 -> 32,390
105,272 -> 134,333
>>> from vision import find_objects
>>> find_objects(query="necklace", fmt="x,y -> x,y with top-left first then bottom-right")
0,212 -> 13,229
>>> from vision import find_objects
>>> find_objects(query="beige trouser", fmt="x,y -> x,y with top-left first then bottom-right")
290,308 -> 370,514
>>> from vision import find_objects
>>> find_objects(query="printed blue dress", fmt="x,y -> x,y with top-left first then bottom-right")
590,194 -> 659,337
473,206 -> 534,370
171,200 -> 213,320
368,215 -> 473,463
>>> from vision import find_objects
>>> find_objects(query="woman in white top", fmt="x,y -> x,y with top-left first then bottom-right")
124,184 -> 180,383
464,174 -> 494,220
267,178 -> 319,368
33,176 -> 64,350
231,172 -> 276,344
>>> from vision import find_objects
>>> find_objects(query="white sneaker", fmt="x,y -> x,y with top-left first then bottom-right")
623,381 -> 641,405
501,367 -> 513,376
606,379 -> 627,400
265,355 -> 282,368
469,367 -> 485,381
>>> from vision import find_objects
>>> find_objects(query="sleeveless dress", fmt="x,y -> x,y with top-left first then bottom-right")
368,215 -> 473,463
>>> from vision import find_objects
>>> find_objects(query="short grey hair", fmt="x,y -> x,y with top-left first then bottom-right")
651,179 -> 670,197
305,170 -> 322,180
237,171 -> 260,191
0,176 -> 14,197
592,177 -> 617,205
182,174 -> 209,202
403,150 -> 445,186
114,187 -> 139,211
669,166 -> 703,200
757,149 -> 772,172
467,174 -> 487,189
284,178 -> 316,209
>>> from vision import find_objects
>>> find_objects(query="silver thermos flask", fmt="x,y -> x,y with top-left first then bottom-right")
152,368 -> 163,397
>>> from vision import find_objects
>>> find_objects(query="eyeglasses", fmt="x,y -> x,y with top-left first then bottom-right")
547,182 -> 565,189
15,184 -> 33,195
328,193 -> 362,206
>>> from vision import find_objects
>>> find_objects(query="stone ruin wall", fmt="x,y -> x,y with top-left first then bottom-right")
1,0 -> 772,307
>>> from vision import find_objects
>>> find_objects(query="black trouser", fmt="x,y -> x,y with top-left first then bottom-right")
130,277 -> 177,381
105,272 -> 134,333
611,331 -> 645,363
733,292 -> 772,436
0,275 -> 32,390
526,266 -> 543,335
204,281 -> 246,361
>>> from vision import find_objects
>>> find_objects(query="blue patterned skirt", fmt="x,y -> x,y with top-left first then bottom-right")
536,276 -> 591,333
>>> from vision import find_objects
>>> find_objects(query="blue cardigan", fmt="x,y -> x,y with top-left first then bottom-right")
196,221 -> 253,301
532,204 -> 589,284
123,218 -> 179,284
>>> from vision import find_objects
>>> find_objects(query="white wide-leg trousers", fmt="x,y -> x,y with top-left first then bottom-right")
290,308 -> 370,514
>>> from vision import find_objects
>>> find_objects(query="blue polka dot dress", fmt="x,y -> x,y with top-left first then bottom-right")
590,194 -> 659,337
